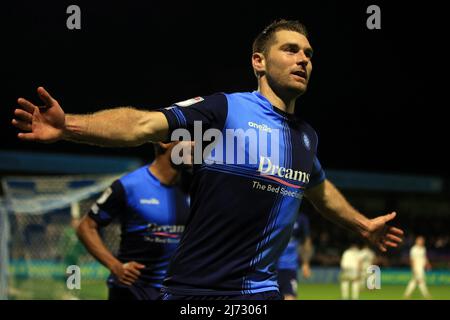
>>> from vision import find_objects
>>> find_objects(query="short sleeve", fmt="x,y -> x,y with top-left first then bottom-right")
88,180 -> 126,227
156,93 -> 228,139
307,156 -> 326,189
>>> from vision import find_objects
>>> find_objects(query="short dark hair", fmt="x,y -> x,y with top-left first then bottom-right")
252,19 -> 309,55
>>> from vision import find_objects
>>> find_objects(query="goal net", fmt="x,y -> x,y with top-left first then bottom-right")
0,173 -> 123,300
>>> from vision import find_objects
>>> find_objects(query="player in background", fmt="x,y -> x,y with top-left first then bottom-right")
276,211 -> 313,300
403,236 -> 432,299
76,142 -> 190,300
340,244 -> 362,300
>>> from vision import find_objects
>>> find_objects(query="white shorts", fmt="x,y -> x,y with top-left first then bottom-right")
412,267 -> 425,281
341,268 -> 360,281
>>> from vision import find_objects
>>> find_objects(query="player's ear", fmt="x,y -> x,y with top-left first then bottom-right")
158,142 -> 174,153
252,52 -> 266,76
158,142 -> 171,150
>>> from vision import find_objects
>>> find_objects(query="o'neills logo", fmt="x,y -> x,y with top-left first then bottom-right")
258,156 -> 309,189
248,121 -> 273,133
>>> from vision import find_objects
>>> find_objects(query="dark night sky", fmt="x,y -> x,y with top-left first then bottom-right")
1,1 -> 447,177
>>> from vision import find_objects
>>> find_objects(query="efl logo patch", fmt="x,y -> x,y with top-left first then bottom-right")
175,96 -> 204,107
96,187 -> 112,205
302,133 -> 311,151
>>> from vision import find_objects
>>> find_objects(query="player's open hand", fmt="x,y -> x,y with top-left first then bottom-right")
111,261 -> 146,286
12,87 -> 66,143
364,212 -> 404,252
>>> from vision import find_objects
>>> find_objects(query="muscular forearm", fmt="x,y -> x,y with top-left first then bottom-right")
76,223 -> 120,271
307,180 -> 370,238
63,108 -> 168,147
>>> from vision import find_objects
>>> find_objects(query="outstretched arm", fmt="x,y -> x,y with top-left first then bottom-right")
305,179 -> 404,252
12,87 -> 169,147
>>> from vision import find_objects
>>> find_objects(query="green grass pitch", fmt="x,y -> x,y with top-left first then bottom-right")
7,279 -> 450,300
297,283 -> 450,300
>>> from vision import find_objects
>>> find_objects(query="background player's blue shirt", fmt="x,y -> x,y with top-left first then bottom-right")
158,91 -> 326,295
277,212 -> 311,270
88,165 -> 190,288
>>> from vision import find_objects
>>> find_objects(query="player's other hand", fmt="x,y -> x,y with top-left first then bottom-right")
302,263 -> 312,279
364,211 -> 404,252
111,261 -> 146,286
12,87 -> 66,143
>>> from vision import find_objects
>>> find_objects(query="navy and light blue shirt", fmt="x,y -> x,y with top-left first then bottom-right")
158,91 -> 326,295
88,165 -> 190,288
277,212 -> 311,271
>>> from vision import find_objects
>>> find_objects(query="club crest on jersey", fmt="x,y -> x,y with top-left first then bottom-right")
175,96 -> 204,107
302,133 -> 311,151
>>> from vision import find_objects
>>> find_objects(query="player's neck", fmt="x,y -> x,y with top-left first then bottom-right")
149,159 -> 180,186
258,82 -> 297,114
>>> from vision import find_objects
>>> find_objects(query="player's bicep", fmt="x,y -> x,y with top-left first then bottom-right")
77,214 -> 100,238
139,111 -> 170,143
81,214 -> 99,229
157,93 -> 228,138
304,179 -> 327,205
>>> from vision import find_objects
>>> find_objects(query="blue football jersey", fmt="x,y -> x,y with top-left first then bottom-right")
158,91 -> 325,295
277,212 -> 311,270
88,165 -> 190,288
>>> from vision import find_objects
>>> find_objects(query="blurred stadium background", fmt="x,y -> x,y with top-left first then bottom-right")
1,150 -> 449,300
